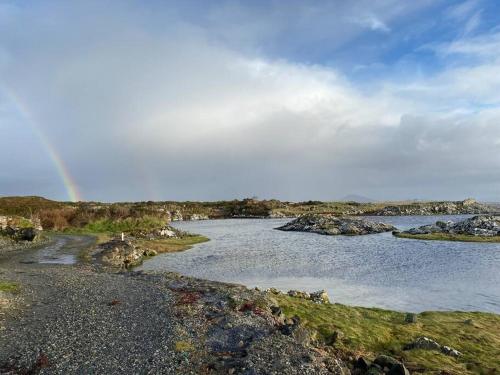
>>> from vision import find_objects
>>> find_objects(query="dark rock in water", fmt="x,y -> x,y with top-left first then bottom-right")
400,215 -> 500,237
276,214 -> 396,236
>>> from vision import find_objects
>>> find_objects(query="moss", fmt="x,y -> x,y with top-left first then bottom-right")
394,232 -> 500,243
174,340 -> 194,352
0,281 -> 19,293
275,295 -> 500,374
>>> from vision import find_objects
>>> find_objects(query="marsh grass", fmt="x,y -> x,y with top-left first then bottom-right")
134,235 -> 209,254
394,232 -> 500,243
275,295 -> 500,374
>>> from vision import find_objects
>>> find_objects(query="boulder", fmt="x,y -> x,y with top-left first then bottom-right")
310,290 -> 330,304
276,214 -> 396,236
95,239 -> 144,268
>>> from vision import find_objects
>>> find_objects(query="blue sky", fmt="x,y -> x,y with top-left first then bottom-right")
1,0 -> 500,201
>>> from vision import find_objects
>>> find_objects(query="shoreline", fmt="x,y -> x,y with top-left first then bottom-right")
1,234 -> 499,373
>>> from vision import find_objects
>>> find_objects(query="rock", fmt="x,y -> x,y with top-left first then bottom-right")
354,356 -> 371,371
310,290 -> 330,304
143,249 -> 158,257
404,336 -> 461,357
400,215 -> 500,237
287,289 -> 330,304
276,214 -> 396,236
388,363 -> 410,375
0,216 -> 39,242
287,290 -> 310,299
188,213 -> 209,220
95,240 -> 144,268
404,336 -> 441,351
404,313 -> 417,323
441,346 -> 462,358
366,366 -> 384,375
159,227 -> 177,237
375,199 -> 492,216
373,355 -> 400,369
170,210 -> 183,221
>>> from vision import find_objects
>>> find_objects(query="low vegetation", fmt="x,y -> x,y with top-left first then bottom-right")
0,281 -> 18,293
134,236 -> 209,255
275,295 -> 500,374
394,232 -> 500,243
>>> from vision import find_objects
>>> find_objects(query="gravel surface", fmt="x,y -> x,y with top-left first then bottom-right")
0,236 -> 346,374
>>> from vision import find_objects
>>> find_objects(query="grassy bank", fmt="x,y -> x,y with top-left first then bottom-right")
275,295 -> 500,374
134,235 -> 209,255
394,232 -> 500,243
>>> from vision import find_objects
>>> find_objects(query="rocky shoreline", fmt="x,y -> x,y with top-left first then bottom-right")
0,237 -> 349,374
276,214 -> 396,236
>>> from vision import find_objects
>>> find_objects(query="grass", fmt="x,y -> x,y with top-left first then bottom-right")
0,281 -> 19,293
134,235 -> 209,254
275,295 -> 500,374
80,216 -> 167,233
394,232 -> 500,243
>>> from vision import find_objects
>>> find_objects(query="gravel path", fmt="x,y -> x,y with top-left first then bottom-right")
0,236 -> 345,374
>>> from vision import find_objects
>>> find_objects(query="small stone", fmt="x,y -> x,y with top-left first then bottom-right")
405,313 -> 417,323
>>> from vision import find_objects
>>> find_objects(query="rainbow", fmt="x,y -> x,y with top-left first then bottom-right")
2,86 -> 82,202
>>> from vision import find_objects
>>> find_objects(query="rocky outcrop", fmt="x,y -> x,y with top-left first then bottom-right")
93,239 -> 153,268
285,289 -> 331,304
404,336 -> 461,357
399,215 -> 500,237
0,216 -> 39,242
373,199 -> 492,216
187,213 -> 209,221
353,355 -> 410,375
276,214 -> 396,236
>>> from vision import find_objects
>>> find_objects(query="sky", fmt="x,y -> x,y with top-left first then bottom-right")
1,0 -> 500,202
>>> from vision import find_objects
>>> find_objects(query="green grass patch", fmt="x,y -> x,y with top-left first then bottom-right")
394,232 -> 500,243
0,281 -> 19,293
134,235 -> 209,254
275,295 -> 500,374
82,216 -> 166,233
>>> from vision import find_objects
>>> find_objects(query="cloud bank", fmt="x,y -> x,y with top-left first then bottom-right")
1,0 -> 500,201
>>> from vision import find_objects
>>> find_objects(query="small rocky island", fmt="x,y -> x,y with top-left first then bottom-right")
394,215 -> 500,242
276,214 -> 396,235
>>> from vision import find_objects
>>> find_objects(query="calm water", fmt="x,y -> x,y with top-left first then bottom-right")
139,216 -> 500,313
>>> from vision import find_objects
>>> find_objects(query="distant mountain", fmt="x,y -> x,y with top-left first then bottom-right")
339,194 -> 374,203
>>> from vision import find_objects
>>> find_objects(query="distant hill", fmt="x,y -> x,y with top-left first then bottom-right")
339,194 -> 374,203
0,196 -> 65,216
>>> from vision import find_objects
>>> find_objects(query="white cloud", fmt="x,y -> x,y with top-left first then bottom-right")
0,0 -> 500,201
